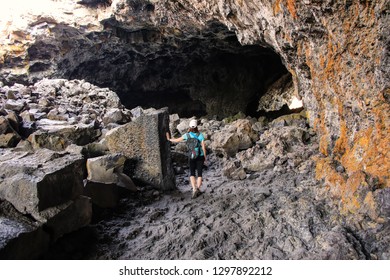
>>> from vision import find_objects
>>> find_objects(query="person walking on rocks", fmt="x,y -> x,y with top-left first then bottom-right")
167,119 -> 207,198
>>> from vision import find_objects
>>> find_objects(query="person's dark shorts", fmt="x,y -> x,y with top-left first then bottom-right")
189,156 -> 205,177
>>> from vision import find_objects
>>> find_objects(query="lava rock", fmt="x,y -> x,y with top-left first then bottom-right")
0,149 -> 85,221
105,108 -> 175,190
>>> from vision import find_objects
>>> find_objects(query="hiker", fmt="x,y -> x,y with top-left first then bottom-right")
167,119 -> 207,198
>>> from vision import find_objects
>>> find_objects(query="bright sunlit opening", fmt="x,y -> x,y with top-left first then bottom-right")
0,0 -> 66,30
0,0 -> 56,18
288,96 -> 303,110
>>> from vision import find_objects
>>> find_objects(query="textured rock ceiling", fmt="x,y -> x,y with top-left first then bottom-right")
0,0 -> 288,117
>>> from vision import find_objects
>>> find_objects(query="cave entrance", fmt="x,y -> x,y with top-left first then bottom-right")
66,21 -> 290,119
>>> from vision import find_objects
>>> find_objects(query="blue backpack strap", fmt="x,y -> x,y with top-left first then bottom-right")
190,132 -> 200,142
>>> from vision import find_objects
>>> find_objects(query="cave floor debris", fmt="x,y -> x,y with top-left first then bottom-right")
62,156 -> 373,260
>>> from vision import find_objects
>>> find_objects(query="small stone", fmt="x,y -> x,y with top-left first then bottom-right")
6,90 -> 17,100
5,100 -> 26,112
336,165 -> 345,173
20,111 -> 35,122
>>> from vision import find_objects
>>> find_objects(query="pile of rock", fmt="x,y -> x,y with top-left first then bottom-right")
84,154 -> 137,208
0,79 -> 175,259
0,148 -> 91,259
0,79 -> 132,150
170,115 -> 263,157
222,113 -> 317,180
168,111 -> 316,181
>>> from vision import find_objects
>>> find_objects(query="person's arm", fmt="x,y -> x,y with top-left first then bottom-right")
166,132 -> 184,143
169,136 -> 184,143
201,140 -> 207,161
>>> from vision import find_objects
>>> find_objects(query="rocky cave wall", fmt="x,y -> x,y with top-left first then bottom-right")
0,0 -> 389,224
157,0 -> 389,222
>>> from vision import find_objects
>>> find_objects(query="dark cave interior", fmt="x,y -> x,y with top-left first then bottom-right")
60,21 -> 290,119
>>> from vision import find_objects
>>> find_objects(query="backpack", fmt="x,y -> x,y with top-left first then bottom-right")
186,133 -> 201,160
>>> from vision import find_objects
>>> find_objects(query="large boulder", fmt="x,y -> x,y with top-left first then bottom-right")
0,149 -> 85,221
0,199 -> 50,259
86,153 -> 127,184
0,116 -> 21,148
84,181 -> 119,208
0,216 -> 50,260
84,153 -> 137,208
0,195 -> 91,259
44,196 -> 92,241
105,108 -> 175,190
28,119 -> 101,151
211,119 -> 259,157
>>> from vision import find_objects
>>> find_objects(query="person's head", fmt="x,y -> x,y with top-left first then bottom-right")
188,119 -> 199,133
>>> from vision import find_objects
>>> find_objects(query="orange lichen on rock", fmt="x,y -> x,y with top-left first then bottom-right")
334,120 -> 348,158
341,103 -> 389,182
319,134 -> 329,157
316,158 -> 345,198
316,158 -> 379,215
362,191 -> 379,221
273,0 -> 282,15
317,108 -> 330,157
307,0 -> 389,219
286,0 -> 297,19
343,171 -> 366,214
273,0 -> 297,19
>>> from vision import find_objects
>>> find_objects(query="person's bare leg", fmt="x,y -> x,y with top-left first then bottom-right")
197,177 -> 202,191
190,176 -> 196,191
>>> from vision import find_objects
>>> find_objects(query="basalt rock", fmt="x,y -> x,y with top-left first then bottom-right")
0,79 -> 133,149
85,153 -> 137,207
0,214 -> 50,260
86,153 -> 127,184
44,196 -> 92,241
0,0 -> 388,258
211,118 -> 259,158
0,116 -> 21,148
258,73 -> 296,112
222,159 -> 247,180
0,149 -> 85,222
0,147 -> 92,259
30,120 -> 101,151
105,108 -> 175,190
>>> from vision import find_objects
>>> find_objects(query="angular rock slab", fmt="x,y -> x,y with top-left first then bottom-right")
105,108 -> 175,190
0,196 -> 91,258
84,181 -> 119,208
0,149 -> 85,220
86,153 -> 126,184
0,116 -> 21,148
0,217 -> 50,259
44,196 -> 92,241
29,119 -> 101,151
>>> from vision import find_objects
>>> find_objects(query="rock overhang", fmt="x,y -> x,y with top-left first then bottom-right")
0,0 -> 289,118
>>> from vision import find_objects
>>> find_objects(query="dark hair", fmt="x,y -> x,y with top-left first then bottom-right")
188,127 -> 199,133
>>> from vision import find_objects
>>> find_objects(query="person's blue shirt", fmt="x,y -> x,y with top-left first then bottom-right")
182,132 -> 205,157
